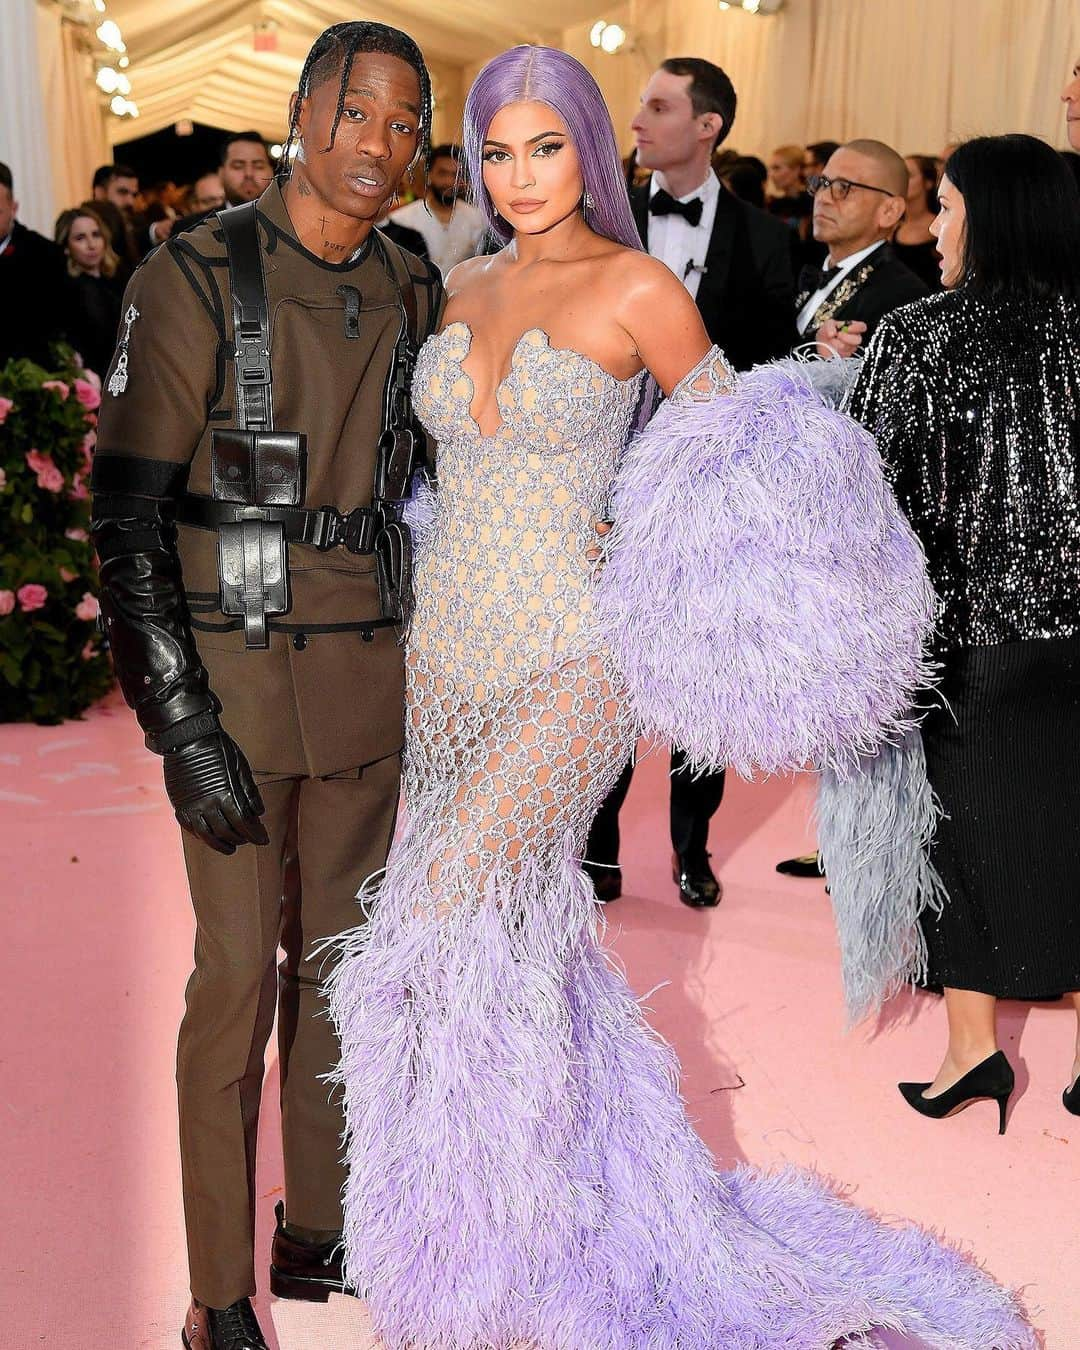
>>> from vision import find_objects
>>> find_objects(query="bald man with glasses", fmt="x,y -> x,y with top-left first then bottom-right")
795,139 -> 928,359
778,138 -> 929,882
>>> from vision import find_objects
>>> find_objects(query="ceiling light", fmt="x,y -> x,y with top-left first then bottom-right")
118,55 -> 129,68
92,0 -> 106,10
96,19 -> 125,52
742,0 -> 761,11
718,1 -> 731,8
96,66 -> 120,93
599,23 -> 626,52
589,20 -> 607,48
270,144 -> 283,160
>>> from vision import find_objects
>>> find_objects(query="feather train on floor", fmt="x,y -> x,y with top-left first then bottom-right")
595,360 -> 936,777
326,803 -> 1033,1350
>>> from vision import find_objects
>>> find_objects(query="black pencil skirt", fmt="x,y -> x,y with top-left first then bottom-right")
920,633 -> 1080,999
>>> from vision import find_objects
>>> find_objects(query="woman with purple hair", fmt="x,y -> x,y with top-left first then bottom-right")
325,45 -> 1033,1349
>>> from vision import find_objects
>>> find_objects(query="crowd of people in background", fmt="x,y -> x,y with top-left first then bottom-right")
3,86 -> 1078,388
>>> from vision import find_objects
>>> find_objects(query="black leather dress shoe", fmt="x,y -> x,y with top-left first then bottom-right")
583,862 -> 622,903
269,1200 -> 353,1302
775,851 -> 823,878
672,852 -> 721,907
182,1298 -> 268,1350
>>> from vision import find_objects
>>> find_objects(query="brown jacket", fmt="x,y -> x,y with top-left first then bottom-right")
96,182 -> 443,776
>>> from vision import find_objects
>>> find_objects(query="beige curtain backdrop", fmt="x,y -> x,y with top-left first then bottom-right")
36,4 -> 110,222
565,0 -> 1080,160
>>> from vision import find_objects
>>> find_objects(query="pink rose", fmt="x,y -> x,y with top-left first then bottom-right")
80,641 -> 96,661
0,396 -> 13,424
59,567 -> 78,582
26,448 -> 50,474
65,527 -> 89,542
37,465 -> 64,493
42,379 -> 70,401
75,592 -> 100,622
73,378 -> 101,411
69,472 -> 89,501
17,583 -> 48,612
0,590 -> 14,616
80,368 -> 102,392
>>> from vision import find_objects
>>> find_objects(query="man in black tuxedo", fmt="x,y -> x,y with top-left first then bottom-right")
585,57 -> 798,910
795,139 -> 929,353
0,162 -> 66,369
778,138 -> 929,882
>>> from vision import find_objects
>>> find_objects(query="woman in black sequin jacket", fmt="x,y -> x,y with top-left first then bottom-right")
848,134 -> 1080,1126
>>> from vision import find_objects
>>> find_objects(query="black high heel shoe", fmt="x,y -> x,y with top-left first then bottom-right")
898,1050 -> 1014,1135
1063,1074 -> 1080,1116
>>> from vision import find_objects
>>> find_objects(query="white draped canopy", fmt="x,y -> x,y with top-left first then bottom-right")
12,0 -> 1080,234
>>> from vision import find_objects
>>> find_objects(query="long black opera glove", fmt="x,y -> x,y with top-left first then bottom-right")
91,463 -> 268,855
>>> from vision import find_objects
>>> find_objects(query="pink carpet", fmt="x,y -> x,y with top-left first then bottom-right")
3,695 -> 1075,1348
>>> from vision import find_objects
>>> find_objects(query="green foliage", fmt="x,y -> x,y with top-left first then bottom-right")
0,351 -> 114,723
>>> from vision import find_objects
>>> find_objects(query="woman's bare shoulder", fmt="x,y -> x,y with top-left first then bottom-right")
444,250 -> 504,299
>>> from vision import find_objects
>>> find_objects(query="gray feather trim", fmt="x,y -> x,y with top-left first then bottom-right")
817,729 -> 947,1024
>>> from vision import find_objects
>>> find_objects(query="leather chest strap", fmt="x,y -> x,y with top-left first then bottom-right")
217,201 -> 273,432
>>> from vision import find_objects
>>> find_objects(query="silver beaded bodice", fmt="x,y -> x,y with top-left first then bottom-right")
849,290 -> 1080,649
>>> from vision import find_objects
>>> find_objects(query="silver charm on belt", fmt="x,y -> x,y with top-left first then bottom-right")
107,304 -> 140,396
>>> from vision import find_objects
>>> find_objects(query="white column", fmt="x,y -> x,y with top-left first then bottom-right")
2,0 -> 58,234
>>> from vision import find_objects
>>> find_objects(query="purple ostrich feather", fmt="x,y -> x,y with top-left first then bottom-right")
324,802 -> 1034,1349
594,361 -> 937,778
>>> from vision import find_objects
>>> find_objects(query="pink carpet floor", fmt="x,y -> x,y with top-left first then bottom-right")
3,694 -> 1077,1348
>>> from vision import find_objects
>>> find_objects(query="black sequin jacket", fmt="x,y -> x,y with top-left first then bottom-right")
848,289 -> 1080,650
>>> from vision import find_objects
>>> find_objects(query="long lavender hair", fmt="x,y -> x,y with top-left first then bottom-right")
462,45 -> 643,253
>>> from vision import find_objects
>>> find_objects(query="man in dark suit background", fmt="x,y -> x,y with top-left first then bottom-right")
795,139 -> 928,353
0,161 -> 66,369
778,137 -> 929,882
585,57 -> 799,909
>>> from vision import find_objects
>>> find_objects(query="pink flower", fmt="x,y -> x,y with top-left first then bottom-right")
69,472 -> 89,501
0,397 -> 13,424
81,641 -> 96,661
0,590 -> 14,616
42,379 -> 70,401
65,527 -> 89,542
26,448 -> 50,474
73,378 -> 101,411
37,465 -> 64,493
17,584 -> 48,612
75,592 -> 100,622
59,567 -> 78,583
80,368 -> 102,392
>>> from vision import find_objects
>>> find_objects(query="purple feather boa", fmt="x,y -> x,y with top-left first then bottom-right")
324,806 -> 1034,1350
594,362 -> 936,777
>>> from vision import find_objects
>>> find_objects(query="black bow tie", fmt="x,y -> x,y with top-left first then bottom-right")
799,263 -> 841,295
649,189 -> 704,227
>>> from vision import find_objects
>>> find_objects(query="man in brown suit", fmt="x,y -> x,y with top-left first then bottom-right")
91,23 -> 442,1350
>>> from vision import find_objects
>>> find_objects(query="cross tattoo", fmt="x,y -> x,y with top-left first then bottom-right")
318,216 -> 329,233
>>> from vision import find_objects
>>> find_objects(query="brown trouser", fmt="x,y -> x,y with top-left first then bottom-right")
177,752 -> 400,1309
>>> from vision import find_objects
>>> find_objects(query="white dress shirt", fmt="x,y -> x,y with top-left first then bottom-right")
389,198 -> 487,276
795,239 -> 885,334
646,170 -> 721,301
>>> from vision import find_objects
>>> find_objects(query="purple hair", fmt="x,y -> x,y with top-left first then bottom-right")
462,45 -> 644,253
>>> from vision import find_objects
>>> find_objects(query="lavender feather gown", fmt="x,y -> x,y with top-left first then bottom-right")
326,326 -> 1033,1349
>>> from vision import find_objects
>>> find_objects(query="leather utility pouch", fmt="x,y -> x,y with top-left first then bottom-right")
375,427 -> 417,504
211,429 -> 304,647
211,429 -> 307,507
375,520 -> 412,625
218,518 -> 289,649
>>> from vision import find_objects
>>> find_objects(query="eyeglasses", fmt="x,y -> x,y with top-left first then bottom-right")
806,173 -> 896,202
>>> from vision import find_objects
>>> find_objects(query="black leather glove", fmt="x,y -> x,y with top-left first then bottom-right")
91,455 -> 271,855
162,729 -> 269,855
